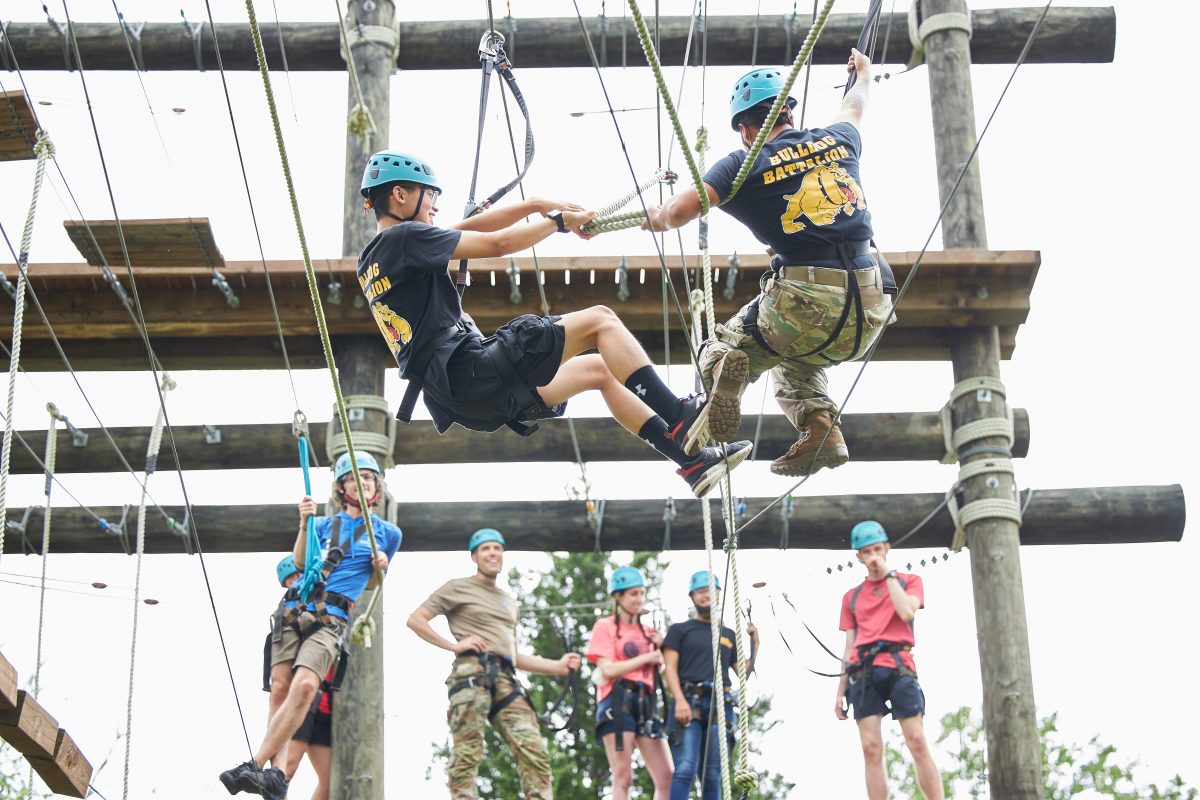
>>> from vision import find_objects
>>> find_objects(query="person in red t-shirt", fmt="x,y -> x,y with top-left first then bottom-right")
836,520 -> 943,800
586,566 -> 672,800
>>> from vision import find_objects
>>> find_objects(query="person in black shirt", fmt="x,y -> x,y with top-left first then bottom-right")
661,571 -> 759,799
643,49 -> 894,480
357,151 -> 752,498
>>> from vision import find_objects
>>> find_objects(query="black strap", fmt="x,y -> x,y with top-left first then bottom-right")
743,298 -> 781,358
772,239 -> 871,266
395,324 -> 464,423
483,344 -> 544,437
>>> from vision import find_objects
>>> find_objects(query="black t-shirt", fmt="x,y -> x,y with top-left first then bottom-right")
704,123 -> 874,265
356,221 -> 466,377
662,618 -> 738,687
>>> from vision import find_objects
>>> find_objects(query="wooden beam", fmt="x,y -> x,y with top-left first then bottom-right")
0,691 -> 58,762
2,250 -> 1037,370
1,410 -> 1032,474
0,8 -> 1115,72
63,218 -> 224,268
11,484 -> 1185,554
0,652 -> 15,712
29,729 -> 91,799
0,90 -> 38,162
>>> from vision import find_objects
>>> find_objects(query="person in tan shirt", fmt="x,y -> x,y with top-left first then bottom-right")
408,528 -> 581,799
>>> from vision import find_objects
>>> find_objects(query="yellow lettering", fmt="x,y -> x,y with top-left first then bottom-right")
763,170 -> 776,185
774,166 -> 787,182
769,154 -> 782,167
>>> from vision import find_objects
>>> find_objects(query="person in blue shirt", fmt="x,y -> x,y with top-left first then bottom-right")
221,452 -> 402,799
643,49 -> 895,479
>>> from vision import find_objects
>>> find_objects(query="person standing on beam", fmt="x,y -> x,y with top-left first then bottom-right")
836,521 -> 943,800
407,528 -> 582,800
642,49 -> 895,478
357,153 -> 752,498
219,452 -> 402,800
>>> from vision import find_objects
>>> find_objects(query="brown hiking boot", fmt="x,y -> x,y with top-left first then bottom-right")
676,349 -> 749,455
770,409 -> 849,476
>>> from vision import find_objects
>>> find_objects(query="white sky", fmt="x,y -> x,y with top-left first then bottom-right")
1,1 -> 1197,798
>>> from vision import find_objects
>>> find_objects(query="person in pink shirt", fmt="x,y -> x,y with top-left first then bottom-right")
586,566 -> 673,799
835,520 -> 943,800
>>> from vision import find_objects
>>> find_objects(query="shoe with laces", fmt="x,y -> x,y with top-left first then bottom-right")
677,440 -> 754,498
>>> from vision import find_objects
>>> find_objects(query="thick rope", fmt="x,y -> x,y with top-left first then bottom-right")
123,373 -> 174,800
32,404 -> 59,699
701,498 -> 733,799
242,0 -> 384,647
722,490 -> 755,792
0,129 -> 53,562
333,0 -> 378,140
722,0 -> 837,206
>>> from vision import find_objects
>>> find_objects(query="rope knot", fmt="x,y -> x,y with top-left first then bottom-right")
734,771 -> 758,791
33,129 -> 55,159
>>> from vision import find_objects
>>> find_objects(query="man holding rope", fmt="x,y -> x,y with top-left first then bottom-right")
643,49 -> 895,478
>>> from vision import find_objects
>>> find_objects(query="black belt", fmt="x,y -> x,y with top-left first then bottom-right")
772,239 -> 871,267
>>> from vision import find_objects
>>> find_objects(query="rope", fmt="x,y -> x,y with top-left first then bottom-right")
0,129 -> 52,563
241,0 -> 384,647
700,498 -> 733,799
722,0 -> 837,207
122,373 -> 173,800
721,490 -> 755,792
334,0 -> 378,140
32,403 -> 59,698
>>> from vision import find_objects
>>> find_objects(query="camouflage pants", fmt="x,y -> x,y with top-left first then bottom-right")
698,269 -> 893,431
445,659 -> 552,800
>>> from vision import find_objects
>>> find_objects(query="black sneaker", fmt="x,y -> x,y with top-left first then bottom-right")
250,767 -> 289,800
667,393 -> 707,457
218,761 -> 260,795
677,440 -> 753,498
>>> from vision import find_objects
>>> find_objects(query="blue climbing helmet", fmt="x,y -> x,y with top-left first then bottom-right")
360,151 -> 442,198
276,554 -> 300,587
468,528 -> 507,552
729,67 -> 796,130
850,520 -> 889,550
688,570 -> 721,594
608,566 -> 645,595
334,451 -> 382,481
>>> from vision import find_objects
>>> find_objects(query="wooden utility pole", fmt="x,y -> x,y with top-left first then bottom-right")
331,2 -> 394,798
922,1 -> 1043,796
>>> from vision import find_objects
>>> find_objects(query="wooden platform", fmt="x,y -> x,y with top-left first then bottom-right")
0,90 -> 38,162
63,217 -> 225,268
1,249 -> 1038,371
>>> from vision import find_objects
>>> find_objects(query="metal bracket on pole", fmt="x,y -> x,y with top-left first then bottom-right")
43,7 -> 75,72
57,412 -> 88,447
167,506 -> 194,555
327,278 -> 343,306
6,505 -> 39,552
616,256 -> 630,302
180,12 -> 205,72
202,424 -> 222,445
724,253 -> 740,300
99,504 -> 133,555
211,269 -> 239,308
117,13 -> 146,71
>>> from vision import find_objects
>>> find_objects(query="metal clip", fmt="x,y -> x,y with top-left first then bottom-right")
100,266 -> 133,310
507,258 -> 521,305
166,506 -> 194,555
0,273 -> 17,302
6,505 -> 39,551
779,494 -> 794,550
657,169 -> 679,186
57,411 -> 89,448
118,13 -> 146,71
292,410 -> 310,441
587,498 -> 606,551
326,278 -> 343,306
99,504 -> 133,555
203,424 -> 221,445
724,253 -> 740,300
616,256 -> 630,302
180,12 -> 205,72
661,496 -> 677,551
211,269 -> 239,308
43,6 -> 75,71
478,29 -> 506,64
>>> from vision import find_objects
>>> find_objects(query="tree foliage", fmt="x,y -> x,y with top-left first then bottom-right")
884,706 -> 1196,800
427,551 -> 793,798
0,744 -> 37,800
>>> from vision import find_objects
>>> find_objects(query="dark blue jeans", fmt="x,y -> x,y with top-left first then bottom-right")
668,695 -> 733,800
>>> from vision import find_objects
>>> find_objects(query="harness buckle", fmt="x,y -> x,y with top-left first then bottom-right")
478,30 -> 506,64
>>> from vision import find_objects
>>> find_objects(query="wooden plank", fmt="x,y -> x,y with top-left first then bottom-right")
1,410 -> 1032,474
29,729 -> 92,799
0,652 -> 16,712
62,218 -> 225,268
0,91 -> 38,162
0,8 -> 1116,72
7,485 -> 1185,554
0,691 -> 58,761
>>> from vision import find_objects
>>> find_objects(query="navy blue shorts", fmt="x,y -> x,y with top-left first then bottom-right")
847,666 -> 925,720
595,691 -> 664,739
445,314 -> 567,429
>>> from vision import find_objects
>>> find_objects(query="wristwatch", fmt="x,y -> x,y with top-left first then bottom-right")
548,209 -> 569,233
884,570 -> 898,581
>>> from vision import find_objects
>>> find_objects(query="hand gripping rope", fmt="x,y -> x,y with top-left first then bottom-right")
293,412 -> 323,604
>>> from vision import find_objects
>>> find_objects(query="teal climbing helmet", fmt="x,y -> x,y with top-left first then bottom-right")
468,528 -> 507,552
276,554 -> 300,587
729,67 -> 795,129
360,151 -> 442,198
608,566 -> 645,594
334,451 -> 382,481
850,520 -> 889,550
688,570 -> 721,594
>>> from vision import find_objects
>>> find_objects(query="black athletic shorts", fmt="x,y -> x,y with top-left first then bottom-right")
291,709 -> 333,747
847,666 -> 925,720
443,314 -> 567,429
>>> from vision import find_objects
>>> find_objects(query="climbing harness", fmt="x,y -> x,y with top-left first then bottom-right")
598,677 -> 665,750
278,515 -> 365,634
538,615 -> 580,732
448,652 -> 532,721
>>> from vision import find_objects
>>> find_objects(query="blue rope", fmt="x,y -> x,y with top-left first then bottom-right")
296,435 -> 322,601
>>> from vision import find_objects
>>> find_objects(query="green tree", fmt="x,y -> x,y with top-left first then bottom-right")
428,551 -> 793,798
0,744 -> 37,800
884,706 -> 1196,800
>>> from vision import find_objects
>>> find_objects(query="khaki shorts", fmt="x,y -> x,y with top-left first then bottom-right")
271,611 -> 344,679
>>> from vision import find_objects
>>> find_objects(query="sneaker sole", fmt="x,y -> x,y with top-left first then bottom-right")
218,773 -> 239,795
684,350 -> 749,455
691,444 -> 753,498
770,442 -> 850,477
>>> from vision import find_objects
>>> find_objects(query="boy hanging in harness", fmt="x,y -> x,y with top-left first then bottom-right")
357,154 -> 752,499
836,521 -> 943,800
220,452 -> 402,800
642,49 -> 895,477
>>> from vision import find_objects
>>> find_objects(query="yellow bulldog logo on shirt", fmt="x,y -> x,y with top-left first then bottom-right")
371,301 -> 412,357
779,162 -> 865,233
